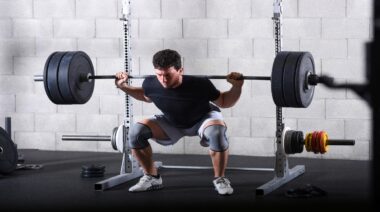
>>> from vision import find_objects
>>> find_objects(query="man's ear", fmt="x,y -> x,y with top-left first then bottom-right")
177,67 -> 184,74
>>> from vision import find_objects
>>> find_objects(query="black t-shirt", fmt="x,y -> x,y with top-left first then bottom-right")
142,75 -> 221,128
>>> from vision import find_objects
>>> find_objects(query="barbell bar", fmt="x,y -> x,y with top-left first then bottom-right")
33,51 -> 319,108
284,130 -> 355,155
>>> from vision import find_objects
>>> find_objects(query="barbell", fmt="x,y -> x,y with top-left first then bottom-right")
283,129 -> 355,154
33,50 -> 321,108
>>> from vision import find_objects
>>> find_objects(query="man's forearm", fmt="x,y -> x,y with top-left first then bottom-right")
119,84 -> 149,102
220,85 -> 242,108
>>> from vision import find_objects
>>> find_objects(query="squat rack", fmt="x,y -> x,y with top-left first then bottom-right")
93,0 -> 305,195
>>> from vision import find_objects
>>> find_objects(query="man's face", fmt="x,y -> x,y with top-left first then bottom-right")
155,66 -> 183,88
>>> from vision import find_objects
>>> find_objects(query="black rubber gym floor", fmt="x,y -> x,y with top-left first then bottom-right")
0,149 -> 373,211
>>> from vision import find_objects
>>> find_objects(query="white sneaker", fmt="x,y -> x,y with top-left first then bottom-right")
213,177 -> 234,195
129,174 -> 163,192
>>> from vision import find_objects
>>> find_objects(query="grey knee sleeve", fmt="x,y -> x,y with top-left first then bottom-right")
203,125 -> 229,152
128,123 -> 153,149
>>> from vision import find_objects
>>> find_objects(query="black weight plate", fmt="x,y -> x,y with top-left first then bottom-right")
291,130 -> 299,154
295,52 -> 315,108
283,52 -> 303,107
81,173 -> 104,178
44,52 -> 67,104
82,164 -> 105,172
271,52 -> 290,107
297,131 -> 304,153
284,130 -> 293,154
59,51 -> 95,104
0,127 -> 18,175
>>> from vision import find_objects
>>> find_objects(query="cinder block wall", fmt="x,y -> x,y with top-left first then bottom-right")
0,0 -> 373,160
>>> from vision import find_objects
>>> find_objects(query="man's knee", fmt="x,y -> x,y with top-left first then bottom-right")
203,125 -> 229,152
128,123 -> 153,149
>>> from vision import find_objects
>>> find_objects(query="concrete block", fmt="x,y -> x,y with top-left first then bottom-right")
76,0 -> 118,18
164,39 -> 207,58
36,38 -> 77,57
209,39 -> 252,58
56,137 -> 98,152
16,93 -> 57,113
347,0 -> 373,18
322,59 -> 367,82
100,95 -> 125,114
345,119 -> 371,140
140,19 -> 182,39
0,0 -> 33,18
300,39 -> 347,59
34,0 -> 75,18
229,19 -> 273,38
35,113 -> 76,132
0,56 -> 13,75
184,137 -> 208,155
224,117 -> 250,137
0,38 -> 35,57
131,39 -> 163,57
183,58 -> 228,75
130,0 -> 161,18
96,19 -> 124,38
322,18 -> 370,39
252,0 -> 297,18
0,76 -> 34,94
297,119 -> 345,138
54,19 -> 95,38
0,95 -> 15,113
283,18 -> 321,39
15,132 -> 56,150
96,57 -> 125,75
207,0 -> 251,18
284,99 -> 325,119
229,58 -> 273,76
184,19 -> 227,38
313,82 -> 346,99
348,39 -> 370,59
1,113 -> 34,135
78,38 -> 120,57
299,0 -> 345,18
229,137 -> 275,157
232,97 -> 276,118
282,39 -> 300,51
57,95 -> 100,114
77,114 -> 118,134
326,99 -> 371,119
0,19 -> 12,38
162,0 -> 206,18
253,39 -> 275,59
14,57 -> 46,76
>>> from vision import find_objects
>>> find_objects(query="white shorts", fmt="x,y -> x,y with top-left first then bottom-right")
149,110 -> 225,146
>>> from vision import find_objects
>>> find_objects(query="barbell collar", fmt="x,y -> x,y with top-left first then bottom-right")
62,135 -> 111,141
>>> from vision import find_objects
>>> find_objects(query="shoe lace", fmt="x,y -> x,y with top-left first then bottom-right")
216,177 -> 231,188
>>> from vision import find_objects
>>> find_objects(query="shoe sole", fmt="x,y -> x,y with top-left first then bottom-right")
129,184 -> 164,193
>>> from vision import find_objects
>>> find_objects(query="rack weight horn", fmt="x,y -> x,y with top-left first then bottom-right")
34,50 -> 329,108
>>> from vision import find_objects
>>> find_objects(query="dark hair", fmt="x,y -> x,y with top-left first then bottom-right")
152,49 -> 182,70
